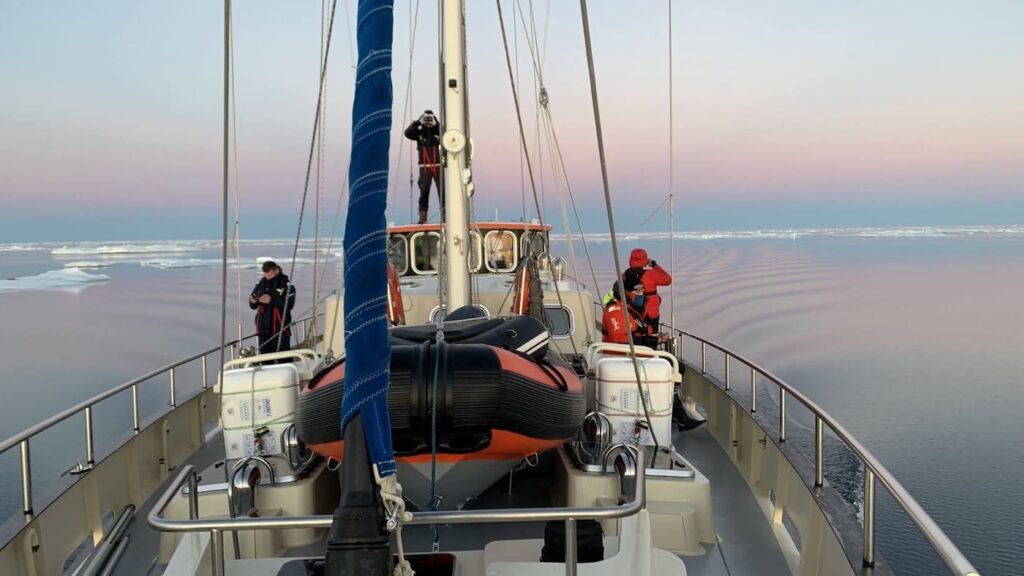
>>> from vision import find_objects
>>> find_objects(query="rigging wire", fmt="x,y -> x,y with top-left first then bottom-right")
228,3 -> 244,346
280,0 -> 340,351
639,194 -> 671,227
495,0 -> 579,359
388,0 -> 422,224
219,0 -> 232,399
579,0 -> 659,461
540,104 -> 591,327
510,0 -> 600,294
514,6 -> 526,222
528,1 -> 545,221
668,0 -> 676,332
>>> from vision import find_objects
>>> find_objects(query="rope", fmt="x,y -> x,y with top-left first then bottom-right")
429,322 -> 444,550
579,0 -> 660,461
377,473 -> 414,576
312,0 -> 330,344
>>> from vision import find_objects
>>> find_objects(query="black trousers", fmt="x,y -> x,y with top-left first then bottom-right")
259,331 -> 291,355
417,165 -> 442,213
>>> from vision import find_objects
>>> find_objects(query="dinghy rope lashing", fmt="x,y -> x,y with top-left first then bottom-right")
429,317 -> 444,551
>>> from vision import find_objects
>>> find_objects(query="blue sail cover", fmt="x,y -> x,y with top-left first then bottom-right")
341,0 -> 396,477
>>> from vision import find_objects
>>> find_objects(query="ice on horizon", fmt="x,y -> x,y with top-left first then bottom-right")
51,244 -> 202,256
0,268 -> 110,293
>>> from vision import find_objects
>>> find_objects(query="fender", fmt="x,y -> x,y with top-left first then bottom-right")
386,261 -> 406,326
510,257 -> 531,316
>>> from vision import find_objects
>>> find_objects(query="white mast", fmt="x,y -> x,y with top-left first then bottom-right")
440,0 -> 472,310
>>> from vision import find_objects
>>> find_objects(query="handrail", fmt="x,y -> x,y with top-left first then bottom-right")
0,344 -> 234,456
0,313 -> 319,521
150,452 -> 644,575
150,458 -> 644,530
672,328 -> 979,576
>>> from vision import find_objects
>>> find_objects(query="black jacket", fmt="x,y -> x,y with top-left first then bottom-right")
250,273 -> 296,336
404,120 -> 441,166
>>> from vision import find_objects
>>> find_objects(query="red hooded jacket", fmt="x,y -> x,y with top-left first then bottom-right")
627,248 -> 671,320
602,299 -> 646,344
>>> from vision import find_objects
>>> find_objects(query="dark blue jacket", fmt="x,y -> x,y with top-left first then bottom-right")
250,273 -> 296,337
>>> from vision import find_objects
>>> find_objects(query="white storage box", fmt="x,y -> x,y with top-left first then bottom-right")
220,363 -> 300,459
596,357 -> 673,446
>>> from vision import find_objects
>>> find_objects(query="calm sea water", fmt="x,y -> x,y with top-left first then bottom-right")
1,228 -> 1021,574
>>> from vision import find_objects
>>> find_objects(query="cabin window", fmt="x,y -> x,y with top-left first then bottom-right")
468,231 -> 483,273
411,232 -> 441,274
388,235 -> 409,275
484,230 -> 517,273
522,230 -> 547,259
544,305 -> 573,338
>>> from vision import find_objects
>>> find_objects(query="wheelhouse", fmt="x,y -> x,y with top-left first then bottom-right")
387,221 -> 551,277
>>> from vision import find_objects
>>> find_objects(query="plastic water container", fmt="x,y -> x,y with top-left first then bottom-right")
220,363 -> 300,460
596,357 -> 673,446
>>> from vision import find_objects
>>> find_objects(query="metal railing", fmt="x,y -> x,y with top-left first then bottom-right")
672,329 -> 979,576
0,317 -> 316,522
149,448 -> 645,576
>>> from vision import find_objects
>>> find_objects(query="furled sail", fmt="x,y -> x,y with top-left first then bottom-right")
341,0 -> 395,478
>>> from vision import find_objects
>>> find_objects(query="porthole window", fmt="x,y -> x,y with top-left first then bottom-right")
411,232 -> 441,274
544,305 -> 573,339
484,230 -> 517,273
468,231 -> 482,273
521,231 -> 547,260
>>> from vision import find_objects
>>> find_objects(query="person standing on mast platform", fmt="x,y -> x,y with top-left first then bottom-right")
405,110 -> 442,224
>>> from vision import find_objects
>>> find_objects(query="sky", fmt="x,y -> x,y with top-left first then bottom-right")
1,1 -> 1022,241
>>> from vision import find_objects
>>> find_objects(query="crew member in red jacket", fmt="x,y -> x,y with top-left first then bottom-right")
601,278 -> 648,344
626,248 -> 672,334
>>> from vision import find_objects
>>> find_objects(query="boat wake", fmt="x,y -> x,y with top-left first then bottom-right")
0,268 -> 110,292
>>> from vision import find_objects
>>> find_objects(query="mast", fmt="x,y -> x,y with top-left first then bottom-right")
441,0 -> 472,309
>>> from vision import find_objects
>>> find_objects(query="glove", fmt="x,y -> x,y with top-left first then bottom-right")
649,260 -> 657,268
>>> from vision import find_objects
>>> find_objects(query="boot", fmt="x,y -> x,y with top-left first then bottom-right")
417,210 -> 428,224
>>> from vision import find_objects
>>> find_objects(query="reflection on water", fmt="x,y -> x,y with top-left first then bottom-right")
1,235 -> 1022,573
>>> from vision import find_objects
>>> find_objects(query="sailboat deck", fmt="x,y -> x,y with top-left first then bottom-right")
113,426 -> 789,576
